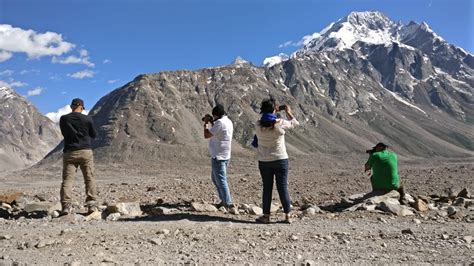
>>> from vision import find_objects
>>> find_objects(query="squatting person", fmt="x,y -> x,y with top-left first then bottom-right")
59,98 -> 99,215
364,142 -> 402,196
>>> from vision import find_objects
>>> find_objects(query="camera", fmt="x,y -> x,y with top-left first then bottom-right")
278,105 -> 286,111
202,114 -> 213,123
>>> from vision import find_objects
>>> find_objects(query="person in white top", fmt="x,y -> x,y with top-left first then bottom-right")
254,98 -> 299,224
203,104 -> 234,210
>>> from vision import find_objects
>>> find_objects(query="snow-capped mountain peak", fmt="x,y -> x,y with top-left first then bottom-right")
295,11 -> 398,56
263,53 -> 289,67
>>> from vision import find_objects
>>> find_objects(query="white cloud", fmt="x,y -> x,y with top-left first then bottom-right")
52,48 -> 94,67
0,24 -> 74,60
26,87 -> 43,97
68,69 -> 95,79
46,105 -> 89,123
20,69 -> 40,75
0,70 -> 13,76
0,50 -> 13,62
278,33 -> 321,48
103,59 -> 111,64
0,79 -> 28,88
107,79 -> 118,84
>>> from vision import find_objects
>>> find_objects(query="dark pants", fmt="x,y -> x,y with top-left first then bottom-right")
258,159 -> 291,215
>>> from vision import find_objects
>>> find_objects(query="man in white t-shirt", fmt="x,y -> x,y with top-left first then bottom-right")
203,104 -> 234,210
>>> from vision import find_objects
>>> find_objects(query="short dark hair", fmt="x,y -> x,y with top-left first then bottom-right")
212,104 -> 226,117
260,98 -> 276,113
71,98 -> 84,108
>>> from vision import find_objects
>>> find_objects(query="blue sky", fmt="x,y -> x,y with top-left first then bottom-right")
0,0 -> 472,119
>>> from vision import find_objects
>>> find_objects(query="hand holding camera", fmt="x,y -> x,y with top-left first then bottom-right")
202,114 -> 214,125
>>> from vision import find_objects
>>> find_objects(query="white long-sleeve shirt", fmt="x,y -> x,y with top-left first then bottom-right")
255,118 -> 299,162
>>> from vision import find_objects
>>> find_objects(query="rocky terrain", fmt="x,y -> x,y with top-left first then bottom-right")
0,155 -> 473,264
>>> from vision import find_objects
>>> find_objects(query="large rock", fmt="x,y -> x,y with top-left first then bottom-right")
377,201 -> 414,216
366,190 -> 400,205
107,202 -> 142,216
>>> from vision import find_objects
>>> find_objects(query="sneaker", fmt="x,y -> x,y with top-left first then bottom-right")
215,202 -> 225,209
284,213 -> 293,224
256,215 -> 270,224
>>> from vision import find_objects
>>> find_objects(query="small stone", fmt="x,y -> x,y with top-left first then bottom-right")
106,213 -> 121,221
413,218 -> 421,224
462,235 -> 472,244
303,207 -> 316,216
0,235 -> 12,240
1,203 -> 12,209
35,239 -> 55,248
324,235 -> 333,241
457,188 -> 471,199
441,234 -> 449,240
447,206 -> 456,216
413,199 -> 429,212
149,238 -> 162,245
401,228 -> 414,235
60,228 -> 73,235
52,211 -> 60,218
290,235 -> 299,241
156,229 -> 170,235
381,242 -> 387,248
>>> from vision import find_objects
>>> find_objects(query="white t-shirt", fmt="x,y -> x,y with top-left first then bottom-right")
255,118 -> 299,162
208,115 -> 233,160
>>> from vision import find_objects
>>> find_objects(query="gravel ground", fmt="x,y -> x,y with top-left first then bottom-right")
0,155 -> 473,264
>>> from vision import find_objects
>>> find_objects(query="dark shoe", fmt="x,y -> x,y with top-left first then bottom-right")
256,215 -> 270,224
215,202 -> 225,209
60,205 -> 73,216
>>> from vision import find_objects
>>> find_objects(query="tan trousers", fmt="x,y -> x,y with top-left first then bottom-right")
60,149 -> 98,208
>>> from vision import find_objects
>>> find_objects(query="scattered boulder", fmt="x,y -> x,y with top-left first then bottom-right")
463,236 -> 473,244
107,202 -> 142,216
190,202 -> 218,212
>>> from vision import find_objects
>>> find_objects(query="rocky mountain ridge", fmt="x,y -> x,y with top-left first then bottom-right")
0,86 -> 61,172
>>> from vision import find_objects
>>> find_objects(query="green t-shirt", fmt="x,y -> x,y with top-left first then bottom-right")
366,150 -> 400,190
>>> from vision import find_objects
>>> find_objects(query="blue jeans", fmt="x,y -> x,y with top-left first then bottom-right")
211,158 -> 232,206
258,159 -> 291,214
